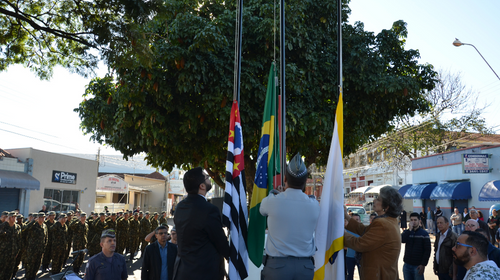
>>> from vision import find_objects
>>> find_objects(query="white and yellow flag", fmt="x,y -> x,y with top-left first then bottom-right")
313,91 -> 344,279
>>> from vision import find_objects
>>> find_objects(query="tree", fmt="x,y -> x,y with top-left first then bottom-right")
0,0 -> 155,79
74,0 -> 436,192
374,70 -> 493,172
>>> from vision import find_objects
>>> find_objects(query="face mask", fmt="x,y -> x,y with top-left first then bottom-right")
205,182 -> 212,193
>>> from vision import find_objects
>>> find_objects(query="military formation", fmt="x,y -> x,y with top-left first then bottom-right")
0,208 -> 168,279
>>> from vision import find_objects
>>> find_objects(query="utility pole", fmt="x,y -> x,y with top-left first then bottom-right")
96,147 -> 100,173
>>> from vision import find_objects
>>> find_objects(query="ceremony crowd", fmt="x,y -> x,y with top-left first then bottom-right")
2,157 -> 500,280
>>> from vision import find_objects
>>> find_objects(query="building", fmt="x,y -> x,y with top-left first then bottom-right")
3,148 -> 98,215
406,144 -> 500,218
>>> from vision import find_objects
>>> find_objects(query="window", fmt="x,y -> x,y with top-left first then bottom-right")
359,155 -> 367,166
44,189 -> 79,213
344,159 -> 350,168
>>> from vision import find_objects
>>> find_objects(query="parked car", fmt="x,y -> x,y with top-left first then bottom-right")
61,203 -> 76,212
44,198 -> 62,212
347,206 -> 370,225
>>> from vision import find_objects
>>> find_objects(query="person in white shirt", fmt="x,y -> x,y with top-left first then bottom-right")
452,231 -> 500,280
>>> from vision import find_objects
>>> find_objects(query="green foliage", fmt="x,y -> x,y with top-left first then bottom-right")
75,0 -> 436,188
0,0 -> 155,79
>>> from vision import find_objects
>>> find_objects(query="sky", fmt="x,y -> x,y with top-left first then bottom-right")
1,0 -> 499,167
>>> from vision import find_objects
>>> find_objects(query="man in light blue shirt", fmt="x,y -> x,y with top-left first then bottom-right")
141,225 -> 177,280
260,153 -> 320,280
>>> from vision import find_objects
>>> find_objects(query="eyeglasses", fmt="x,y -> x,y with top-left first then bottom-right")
157,232 -> 169,235
465,224 -> 477,228
455,242 -> 473,249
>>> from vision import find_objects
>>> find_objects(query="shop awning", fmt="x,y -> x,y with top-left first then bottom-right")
430,182 -> 471,200
349,186 -> 372,194
365,184 -> 392,195
399,184 -> 412,197
0,170 -> 40,190
479,181 -> 500,201
404,183 -> 437,199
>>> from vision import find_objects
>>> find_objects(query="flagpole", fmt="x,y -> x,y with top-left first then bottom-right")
233,0 -> 244,105
337,0 -> 342,96
280,0 -> 286,187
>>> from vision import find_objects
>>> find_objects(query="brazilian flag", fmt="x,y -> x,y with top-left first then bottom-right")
247,63 -> 281,267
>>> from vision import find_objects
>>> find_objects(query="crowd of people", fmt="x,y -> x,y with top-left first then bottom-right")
0,205 -> 175,279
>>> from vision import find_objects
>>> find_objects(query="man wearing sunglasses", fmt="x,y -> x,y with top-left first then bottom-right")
452,231 -> 500,279
84,229 -> 128,280
142,225 -> 178,280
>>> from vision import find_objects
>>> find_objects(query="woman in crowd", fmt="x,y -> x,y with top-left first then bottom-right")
478,210 -> 485,221
344,186 -> 403,280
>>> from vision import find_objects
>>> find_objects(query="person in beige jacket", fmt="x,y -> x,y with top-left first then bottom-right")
344,186 -> 403,280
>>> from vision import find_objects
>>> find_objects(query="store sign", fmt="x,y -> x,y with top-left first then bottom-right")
169,180 -> 186,195
462,154 -> 490,174
52,170 -> 77,184
96,175 -> 129,193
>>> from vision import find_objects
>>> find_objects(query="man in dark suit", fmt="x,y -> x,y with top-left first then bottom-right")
141,225 -> 177,280
173,167 -> 229,280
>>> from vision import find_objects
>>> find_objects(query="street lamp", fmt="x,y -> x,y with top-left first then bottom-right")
453,38 -> 500,81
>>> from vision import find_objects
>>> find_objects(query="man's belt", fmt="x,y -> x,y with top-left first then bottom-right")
263,255 -> 314,266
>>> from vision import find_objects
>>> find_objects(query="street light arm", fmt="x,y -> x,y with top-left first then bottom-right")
468,44 -> 500,81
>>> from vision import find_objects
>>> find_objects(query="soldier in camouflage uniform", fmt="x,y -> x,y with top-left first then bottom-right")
12,214 -> 28,279
89,213 -> 108,257
23,213 -> 48,280
128,212 -> 141,262
159,211 -> 167,225
139,211 -> 152,257
50,213 -> 68,274
0,212 -> 21,280
0,211 -> 7,223
41,211 -> 56,272
70,212 -> 88,274
116,212 -> 129,255
150,212 -> 159,231
107,212 -> 117,230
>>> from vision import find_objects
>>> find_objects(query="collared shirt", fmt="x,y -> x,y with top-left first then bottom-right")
436,229 -> 449,265
198,194 -> 207,201
464,260 -> 500,280
158,242 -> 168,280
345,230 -> 360,258
84,252 -> 127,280
427,211 -> 432,219
260,188 -> 320,257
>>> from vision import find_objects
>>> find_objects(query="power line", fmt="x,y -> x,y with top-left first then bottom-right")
0,121 -> 58,138
0,128 -> 77,151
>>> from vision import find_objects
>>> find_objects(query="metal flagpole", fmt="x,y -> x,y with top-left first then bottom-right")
233,0 -> 244,105
337,0 -> 342,96
280,0 -> 286,187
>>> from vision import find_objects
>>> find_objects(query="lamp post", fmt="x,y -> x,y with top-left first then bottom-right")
453,38 -> 500,81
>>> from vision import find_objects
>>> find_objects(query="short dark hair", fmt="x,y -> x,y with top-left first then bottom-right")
155,225 -> 168,234
378,186 -> 403,218
437,216 -> 449,224
474,228 -> 491,242
463,231 -> 489,258
352,213 -> 360,218
183,167 -> 206,194
409,212 -> 420,219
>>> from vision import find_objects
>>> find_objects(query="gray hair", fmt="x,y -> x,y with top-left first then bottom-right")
379,186 -> 403,218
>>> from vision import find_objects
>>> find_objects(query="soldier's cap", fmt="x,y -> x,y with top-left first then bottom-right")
285,153 -> 308,187
437,206 -> 440,209
80,212 -> 87,217
145,211 -> 150,215
134,212 -> 139,216
111,212 -> 116,216
17,214 -> 24,219
28,213 -> 33,217
117,211 -> 123,215
58,213 -> 67,219
1,211 -> 8,216
38,212 -> 46,217
171,226 -> 176,232
48,211 -> 56,216
8,211 -> 18,217
99,212 -> 105,216
153,212 -> 158,215
161,211 -> 166,214
101,229 -> 116,238
33,213 -> 39,218
139,211 -> 144,214
68,210 -> 74,214
90,211 -> 95,215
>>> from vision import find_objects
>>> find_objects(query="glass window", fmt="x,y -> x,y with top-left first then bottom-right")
43,189 -> 79,213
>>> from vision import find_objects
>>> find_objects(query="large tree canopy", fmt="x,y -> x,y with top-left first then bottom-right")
0,0 -> 155,79
75,0 -> 436,189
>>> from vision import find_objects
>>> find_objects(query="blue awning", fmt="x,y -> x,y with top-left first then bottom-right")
479,181 -> 500,201
404,183 -> 437,199
399,184 -> 412,197
430,182 -> 471,200
0,170 -> 40,190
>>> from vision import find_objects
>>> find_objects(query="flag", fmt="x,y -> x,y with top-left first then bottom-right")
313,91 -> 344,279
222,100 -> 249,280
247,64 -> 280,267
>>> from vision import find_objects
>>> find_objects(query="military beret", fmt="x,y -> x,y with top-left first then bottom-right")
17,214 -> 24,219
2,211 -> 9,216
80,212 -> 87,217
48,211 -> 56,216
58,213 -> 67,219
8,211 -> 18,217
183,167 -> 206,193
99,212 -> 105,216
145,211 -> 150,215
111,212 -> 116,216
285,153 -> 308,187
38,212 -> 46,217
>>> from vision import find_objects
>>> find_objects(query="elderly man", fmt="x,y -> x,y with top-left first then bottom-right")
468,209 -> 489,237
260,153 -> 320,280
434,216 -> 457,280
452,231 -> 500,279
84,229 -> 128,280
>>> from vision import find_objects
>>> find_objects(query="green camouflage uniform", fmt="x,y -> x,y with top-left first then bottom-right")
150,217 -> 159,232
128,218 -> 140,260
12,221 -> 28,278
159,215 -> 167,225
0,222 -> 21,280
116,217 -> 129,255
64,217 -> 76,264
107,218 -> 117,231
89,219 -> 108,257
49,222 -> 68,274
139,217 -> 151,254
41,219 -> 56,270
23,221 -> 48,280
70,220 -> 88,273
